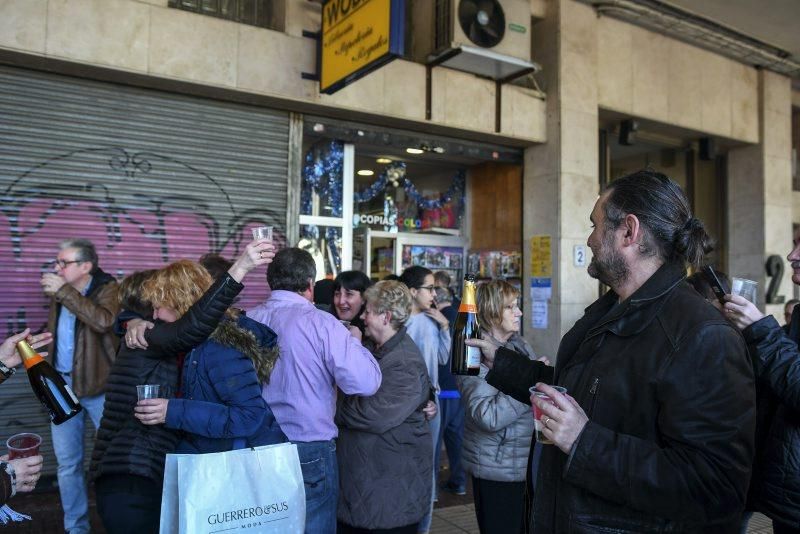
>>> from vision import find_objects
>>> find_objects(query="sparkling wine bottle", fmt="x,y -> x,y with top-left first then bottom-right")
17,340 -> 82,425
450,274 -> 481,376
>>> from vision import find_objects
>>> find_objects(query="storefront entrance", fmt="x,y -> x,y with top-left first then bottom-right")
299,118 -> 525,294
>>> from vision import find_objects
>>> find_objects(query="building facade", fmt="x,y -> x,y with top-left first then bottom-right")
0,0 -> 797,474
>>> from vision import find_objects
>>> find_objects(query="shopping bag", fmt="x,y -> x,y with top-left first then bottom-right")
159,443 -> 306,534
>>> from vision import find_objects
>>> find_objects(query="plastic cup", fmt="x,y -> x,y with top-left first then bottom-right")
252,226 -> 273,242
7,433 -> 42,460
529,386 -> 567,445
136,384 -> 160,401
731,277 -> 758,303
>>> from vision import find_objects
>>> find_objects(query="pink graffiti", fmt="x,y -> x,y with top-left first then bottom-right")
1,198 -> 279,338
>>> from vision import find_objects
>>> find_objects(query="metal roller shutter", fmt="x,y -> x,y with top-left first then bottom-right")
0,65 -> 290,478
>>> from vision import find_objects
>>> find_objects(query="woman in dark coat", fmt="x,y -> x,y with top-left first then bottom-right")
93,240 -> 274,534
336,280 -> 433,534
134,259 -> 284,453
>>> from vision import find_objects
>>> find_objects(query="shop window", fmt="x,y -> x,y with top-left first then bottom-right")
298,225 -> 343,279
300,141 -> 354,279
168,0 -> 283,31
353,162 -> 465,235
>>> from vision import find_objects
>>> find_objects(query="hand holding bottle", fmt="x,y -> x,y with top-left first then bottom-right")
16,340 -> 82,424
1,330 -> 53,368
465,338 -> 497,369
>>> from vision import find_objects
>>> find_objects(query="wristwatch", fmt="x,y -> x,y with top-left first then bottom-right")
0,361 -> 16,384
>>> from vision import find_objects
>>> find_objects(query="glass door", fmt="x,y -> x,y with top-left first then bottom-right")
299,141 -> 354,279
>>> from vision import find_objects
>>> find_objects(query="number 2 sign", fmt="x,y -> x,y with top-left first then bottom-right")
574,245 -> 587,267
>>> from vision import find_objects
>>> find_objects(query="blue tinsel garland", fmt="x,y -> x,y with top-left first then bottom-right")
301,142 -> 467,270
301,141 -> 345,270
302,141 -> 344,217
354,162 -> 465,211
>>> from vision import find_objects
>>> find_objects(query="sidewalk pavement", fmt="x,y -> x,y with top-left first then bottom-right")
430,506 -> 776,534
2,475 -> 779,533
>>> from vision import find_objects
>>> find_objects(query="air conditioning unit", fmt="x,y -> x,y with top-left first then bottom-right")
408,0 -> 538,80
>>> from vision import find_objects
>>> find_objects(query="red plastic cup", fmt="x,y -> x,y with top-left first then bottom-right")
529,386 -> 567,445
7,432 -> 42,460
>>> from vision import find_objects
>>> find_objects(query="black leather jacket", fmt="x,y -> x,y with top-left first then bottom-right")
743,309 -> 800,528
487,261 -> 755,533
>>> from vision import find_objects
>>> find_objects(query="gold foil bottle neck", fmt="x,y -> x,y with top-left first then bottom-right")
16,340 -> 38,361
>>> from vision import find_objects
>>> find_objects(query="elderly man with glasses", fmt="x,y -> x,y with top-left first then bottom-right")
41,238 -> 119,534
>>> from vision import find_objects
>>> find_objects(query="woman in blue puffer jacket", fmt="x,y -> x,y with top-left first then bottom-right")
134,259 -> 285,452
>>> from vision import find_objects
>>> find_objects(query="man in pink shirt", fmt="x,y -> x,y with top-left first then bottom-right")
248,248 -> 381,534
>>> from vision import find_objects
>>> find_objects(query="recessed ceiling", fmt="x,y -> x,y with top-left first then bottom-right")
664,0 -> 800,77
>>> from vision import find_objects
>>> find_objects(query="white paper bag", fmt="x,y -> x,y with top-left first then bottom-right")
159,443 -> 305,534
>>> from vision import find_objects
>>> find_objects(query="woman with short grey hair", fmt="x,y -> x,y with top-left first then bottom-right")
336,281 -> 434,533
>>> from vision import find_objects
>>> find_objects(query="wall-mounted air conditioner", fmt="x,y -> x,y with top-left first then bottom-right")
409,0 -> 539,80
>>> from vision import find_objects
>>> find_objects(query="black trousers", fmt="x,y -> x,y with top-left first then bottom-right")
471,476 -> 526,534
337,521 -> 418,534
95,474 -> 162,534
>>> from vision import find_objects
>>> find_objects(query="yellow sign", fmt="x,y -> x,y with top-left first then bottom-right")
320,0 -> 403,94
530,235 -> 552,277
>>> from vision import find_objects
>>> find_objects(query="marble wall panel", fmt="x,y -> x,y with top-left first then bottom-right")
699,49 -> 732,136
730,63 -> 759,143
47,0 -> 149,71
631,25 -> 669,121
560,108 -> 599,177
596,17 -> 632,113
667,40 -> 703,131
237,26 -> 316,100
0,0 -> 47,53
149,7 -> 238,87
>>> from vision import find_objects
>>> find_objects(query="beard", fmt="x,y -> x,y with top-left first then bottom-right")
587,230 -> 629,288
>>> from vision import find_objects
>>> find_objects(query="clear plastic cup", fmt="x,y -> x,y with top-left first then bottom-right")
252,226 -> 273,242
731,277 -> 758,303
7,432 -> 42,460
529,386 -> 567,445
136,384 -> 160,401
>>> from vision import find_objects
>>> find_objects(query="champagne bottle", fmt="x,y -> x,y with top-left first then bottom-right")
17,340 -> 82,425
450,274 -> 481,376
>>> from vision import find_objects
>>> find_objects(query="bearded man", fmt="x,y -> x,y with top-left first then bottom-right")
469,170 -> 755,533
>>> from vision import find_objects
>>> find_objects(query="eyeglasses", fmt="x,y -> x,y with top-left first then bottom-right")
53,259 -> 83,268
417,285 -> 435,292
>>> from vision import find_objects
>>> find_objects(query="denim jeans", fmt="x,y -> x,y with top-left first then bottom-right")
294,440 -> 338,534
50,376 -> 105,534
434,396 -> 466,491
418,401 -> 441,533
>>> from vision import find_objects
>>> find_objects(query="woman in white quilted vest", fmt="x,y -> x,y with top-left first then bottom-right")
459,280 -> 543,534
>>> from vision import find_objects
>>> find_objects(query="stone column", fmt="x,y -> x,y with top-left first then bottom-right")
727,70 -> 793,318
523,0 -> 599,356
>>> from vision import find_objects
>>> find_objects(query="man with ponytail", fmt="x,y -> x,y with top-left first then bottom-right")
470,170 -> 755,533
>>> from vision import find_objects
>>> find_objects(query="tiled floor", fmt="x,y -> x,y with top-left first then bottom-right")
431,506 -> 776,534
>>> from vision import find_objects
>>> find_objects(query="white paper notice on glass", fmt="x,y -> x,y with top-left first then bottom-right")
530,278 -> 552,301
531,300 -> 548,329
